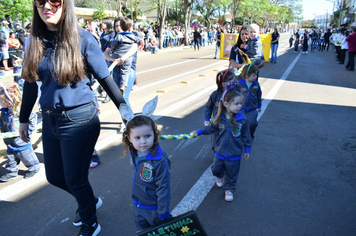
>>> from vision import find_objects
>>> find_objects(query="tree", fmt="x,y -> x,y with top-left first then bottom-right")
194,0 -> 220,28
92,7 -> 106,20
157,0 -> 168,49
230,0 -> 243,28
182,0 -> 194,45
0,0 -> 33,24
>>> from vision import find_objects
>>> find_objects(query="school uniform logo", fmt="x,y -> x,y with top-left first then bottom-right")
140,163 -> 153,182
251,86 -> 259,95
232,123 -> 242,137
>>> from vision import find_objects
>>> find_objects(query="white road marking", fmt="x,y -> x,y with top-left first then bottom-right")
258,52 -> 302,119
136,55 -> 215,75
135,61 -> 226,92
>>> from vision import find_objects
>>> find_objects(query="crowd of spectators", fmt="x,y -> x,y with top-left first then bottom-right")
77,18 -> 250,53
1,15 -> 30,75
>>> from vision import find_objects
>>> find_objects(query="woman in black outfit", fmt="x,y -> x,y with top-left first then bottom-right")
19,0 -> 125,235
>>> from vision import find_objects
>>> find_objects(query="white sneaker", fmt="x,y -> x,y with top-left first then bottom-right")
216,178 -> 224,188
225,190 -> 233,202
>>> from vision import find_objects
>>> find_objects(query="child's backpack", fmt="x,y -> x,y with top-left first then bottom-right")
0,30 -> 6,46
208,31 -> 212,37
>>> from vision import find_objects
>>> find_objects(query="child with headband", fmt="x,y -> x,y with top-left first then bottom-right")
204,69 -> 237,126
120,96 -> 171,231
0,84 -> 39,181
193,82 -> 251,202
238,62 -> 262,141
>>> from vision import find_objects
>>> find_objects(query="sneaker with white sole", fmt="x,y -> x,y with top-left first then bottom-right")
77,222 -> 101,236
225,190 -> 234,202
0,173 -> 18,182
216,178 -> 224,188
73,197 -> 102,227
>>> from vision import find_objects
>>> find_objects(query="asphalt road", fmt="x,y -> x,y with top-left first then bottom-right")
0,33 -> 355,236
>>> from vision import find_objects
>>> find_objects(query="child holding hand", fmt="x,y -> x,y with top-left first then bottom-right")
0,84 -> 39,181
120,96 -> 171,231
193,84 -> 251,202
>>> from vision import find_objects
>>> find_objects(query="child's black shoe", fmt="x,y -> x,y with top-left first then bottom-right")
77,222 -> 101,236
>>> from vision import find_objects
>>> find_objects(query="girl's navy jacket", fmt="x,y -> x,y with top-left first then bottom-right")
131,145 -> 171,219
196,113 -> 251,161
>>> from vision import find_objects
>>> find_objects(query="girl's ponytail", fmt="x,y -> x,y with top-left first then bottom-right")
213,99 -> 224,126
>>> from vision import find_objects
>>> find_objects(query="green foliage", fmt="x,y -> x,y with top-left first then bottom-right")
0,0 -> 33,22
183,0 -> 304,27
120,0 -> 143,19
92,6 -> 106,20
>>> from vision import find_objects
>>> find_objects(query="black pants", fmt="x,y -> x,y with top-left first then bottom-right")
340,49 -> 347,64
323,40 -> 330,51
42,102 -> 100,225
346,51 -> 355,71
335,46 -> 341,60
194,39 -> 199,50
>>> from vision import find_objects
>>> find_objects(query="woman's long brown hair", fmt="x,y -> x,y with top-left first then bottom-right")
22,0 -> 85,86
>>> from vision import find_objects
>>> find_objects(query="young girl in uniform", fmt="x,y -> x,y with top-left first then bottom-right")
0,84 -> 40,181
120,97 -> 171,231
204,69 -> 237,126
238,63 -> 262,141
193,86 -> 251,202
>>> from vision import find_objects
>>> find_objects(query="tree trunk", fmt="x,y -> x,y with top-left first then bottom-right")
183,0 -> 194,46
115,0 -> 123,16
158,0 -> 168,49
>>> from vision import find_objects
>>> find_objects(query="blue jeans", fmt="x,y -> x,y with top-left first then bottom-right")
311,39 -> 318,51
271,43 -> 279,62
215,42 -> 220,57
202,38 -> 206,47
208,37 -> 213,46
123,68 -> 136,107
112,64 -> 121,88
42,102 -> 100,225
164,37 -> 169,48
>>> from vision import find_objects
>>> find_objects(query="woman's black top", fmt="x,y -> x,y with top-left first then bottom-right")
20,28 -> 124,123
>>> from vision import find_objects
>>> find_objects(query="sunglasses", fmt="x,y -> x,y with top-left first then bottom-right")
34,0 -> 62,12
